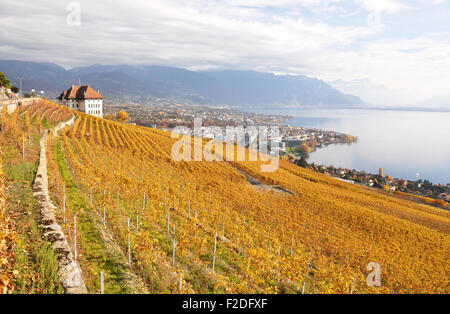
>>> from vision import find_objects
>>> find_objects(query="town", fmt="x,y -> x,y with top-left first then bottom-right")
104,101 -> 358,154
297,163 -> 450,208
104,101 -> 290,128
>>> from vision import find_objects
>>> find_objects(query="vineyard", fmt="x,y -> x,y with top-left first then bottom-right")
0,99 -> 71,293
0,143 -> 12,293
2,100 -> 449,294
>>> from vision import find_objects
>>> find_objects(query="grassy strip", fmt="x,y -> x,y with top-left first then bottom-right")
2,133 -> 63,294
52,138 -> 136,293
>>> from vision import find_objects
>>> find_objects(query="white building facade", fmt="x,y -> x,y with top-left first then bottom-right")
58,85 -> 104,118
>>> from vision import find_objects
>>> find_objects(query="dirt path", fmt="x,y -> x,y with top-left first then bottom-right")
236,169 -> 293,195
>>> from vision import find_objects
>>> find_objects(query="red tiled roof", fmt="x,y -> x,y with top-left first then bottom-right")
58,85 -> 104,100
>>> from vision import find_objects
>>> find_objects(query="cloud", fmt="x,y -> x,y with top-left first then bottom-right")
0,0 -> 449,102
356,0 -> 410,13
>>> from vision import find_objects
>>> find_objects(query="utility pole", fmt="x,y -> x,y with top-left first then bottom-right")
17,77 -> 24,96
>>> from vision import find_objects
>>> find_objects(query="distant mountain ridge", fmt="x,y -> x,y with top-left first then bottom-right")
0,60 -> 363,108
328,78 -> 416,107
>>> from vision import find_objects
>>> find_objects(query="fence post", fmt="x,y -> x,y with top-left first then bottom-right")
290,237 -> 294,256
74,213 -> 77,261
143,193 -> 146,211
164,191 -> 167,208
350,276 -> 356,294
127,218 -> 131,267
100,272 -> 104,294
136,206 -> 139,233
245,258 -> 251,279
212,232 -> 217,273
117,188 -> 119,210
167,212 -> 170,236
277,244 -> 281,276
222,215 -> 225,239
63,184 -> 66,225
172,225 -> 176,266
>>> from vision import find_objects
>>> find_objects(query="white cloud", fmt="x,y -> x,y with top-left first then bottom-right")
356,0 -> 410,13
0,0 -> 449,103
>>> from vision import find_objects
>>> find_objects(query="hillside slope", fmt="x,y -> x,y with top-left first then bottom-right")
43,103 -> 449,293
2,101 -> 448,294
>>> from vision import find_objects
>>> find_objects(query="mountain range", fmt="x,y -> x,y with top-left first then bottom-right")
328,78 -> 415,107
329,78 -> 450,109
0,60 -> 363,108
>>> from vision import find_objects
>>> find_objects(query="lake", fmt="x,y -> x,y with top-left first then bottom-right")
256,108 -> 450,185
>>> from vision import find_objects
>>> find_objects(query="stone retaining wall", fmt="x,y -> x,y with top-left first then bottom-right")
0,98 -> 39,114
32,115 -> 87,294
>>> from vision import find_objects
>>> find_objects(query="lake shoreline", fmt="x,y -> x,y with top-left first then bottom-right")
272,108 -> 450,185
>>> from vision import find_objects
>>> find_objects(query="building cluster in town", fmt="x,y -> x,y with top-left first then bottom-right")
302,164 -> 450,205
104,102 -> 289,128
104,101 -> 357,155
280,126 -> 357,157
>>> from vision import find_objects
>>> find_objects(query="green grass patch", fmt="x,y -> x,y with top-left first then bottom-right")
3,135 -> 63,294
41,116 -> 50,129
52,139 -> 135,294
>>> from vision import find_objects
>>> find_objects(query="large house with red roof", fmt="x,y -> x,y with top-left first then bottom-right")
57,85 -> 104,118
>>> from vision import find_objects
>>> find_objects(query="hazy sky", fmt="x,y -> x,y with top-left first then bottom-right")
0,0 -> 449,101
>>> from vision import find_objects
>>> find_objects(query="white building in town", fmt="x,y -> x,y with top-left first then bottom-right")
57,85 -> 104,118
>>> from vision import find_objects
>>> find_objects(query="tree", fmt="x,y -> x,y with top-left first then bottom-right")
295,156 -> 308,168
0,72 -> 11,89
433,199 -> 448,207
11,86 -> 19,93
300,143 -> 311,153
115,110 -> 130,122
104,114 -> 114,120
